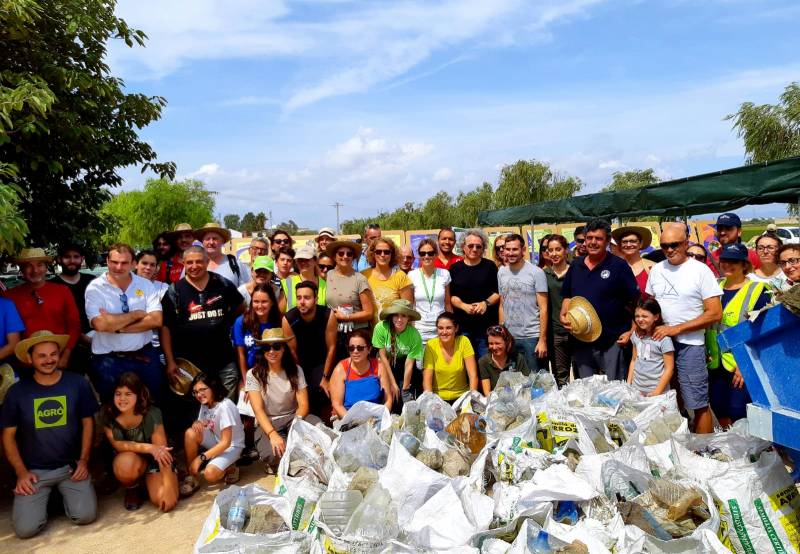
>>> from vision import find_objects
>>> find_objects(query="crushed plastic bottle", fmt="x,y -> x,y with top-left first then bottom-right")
530,386 -> 545,400
554,500 -> 579,525
319,490 -> 363,534
426,403 -> 445,433
227,489 -> 250,532
526,526 -> 554,553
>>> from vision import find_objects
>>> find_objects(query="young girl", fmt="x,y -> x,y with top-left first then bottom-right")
102,372 -> 178,512
627,298 -> 675,396
372,300 -> 424,410
181,372 -> 246,497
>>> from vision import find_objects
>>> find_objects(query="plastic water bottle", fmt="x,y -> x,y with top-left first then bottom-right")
554,500 -> 578,525
227,489 -> 250,532
526,526 -> 553,553
426,403 -> 445,433
530,386 -> 545,400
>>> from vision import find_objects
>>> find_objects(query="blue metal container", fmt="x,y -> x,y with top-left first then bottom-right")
718,304 -> 800,448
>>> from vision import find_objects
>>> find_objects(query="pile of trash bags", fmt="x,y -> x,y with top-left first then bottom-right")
194,373 -> 800,553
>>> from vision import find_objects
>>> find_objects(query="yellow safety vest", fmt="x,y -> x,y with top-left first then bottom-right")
706,278 -> 765,372
282,275 -> 327,310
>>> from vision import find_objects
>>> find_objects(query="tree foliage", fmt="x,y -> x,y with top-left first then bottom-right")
0,0 -> 175,248
223,213 -> 241,230
728,82 -> 800,215
0,164 -> 29,254
601,169 -> 660,192
101,179 -> 215,247
494,160 -> 583,209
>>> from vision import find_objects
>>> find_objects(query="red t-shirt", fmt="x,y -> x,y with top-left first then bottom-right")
156,253 -> 184,284
434,255 -> 463,270
6,282 -> 81,349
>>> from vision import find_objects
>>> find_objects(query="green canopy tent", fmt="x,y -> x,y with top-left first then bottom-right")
477,157 -> 800,225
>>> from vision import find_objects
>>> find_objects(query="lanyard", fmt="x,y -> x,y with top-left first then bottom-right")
420,270 -> 437,309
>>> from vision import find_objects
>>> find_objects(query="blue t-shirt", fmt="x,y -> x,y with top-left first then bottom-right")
0,372 -> 98,470
0,297 -> 25,350
561,253 -> 640,346
232,315 -> 273,369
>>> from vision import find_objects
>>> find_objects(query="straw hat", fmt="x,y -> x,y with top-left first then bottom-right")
169,357 -> 202,396
611,226 -> 652,250
14,330 -> 69,365
254,328 -> 291,345
166,222 -> 194,239
380,299 -> 421,322
0,363 -> 17,404
194,222 -> 232,243
14,247 -> 53,264
325,240 -> 362,260
566,297 -> 602,343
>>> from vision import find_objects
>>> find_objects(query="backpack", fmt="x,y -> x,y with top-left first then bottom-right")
227,254 -> 241,283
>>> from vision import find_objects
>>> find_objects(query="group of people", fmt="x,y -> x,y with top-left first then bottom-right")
0,213 -> 798,539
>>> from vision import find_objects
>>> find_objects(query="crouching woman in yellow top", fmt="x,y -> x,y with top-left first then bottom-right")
422,312 -> 479,403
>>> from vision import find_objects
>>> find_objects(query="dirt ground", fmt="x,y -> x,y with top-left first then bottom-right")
0,464 -> 275,553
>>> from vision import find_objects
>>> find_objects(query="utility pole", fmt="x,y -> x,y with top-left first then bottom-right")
332,202 -> 343,234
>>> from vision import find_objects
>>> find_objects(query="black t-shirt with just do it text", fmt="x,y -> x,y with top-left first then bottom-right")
162,272 -> 243,373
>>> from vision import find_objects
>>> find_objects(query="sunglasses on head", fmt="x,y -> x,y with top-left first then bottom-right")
418,250 -> 435,257
261,343 -> 284,352
348,344 -> 367,352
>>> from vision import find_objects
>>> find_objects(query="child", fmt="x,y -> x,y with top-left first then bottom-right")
627,298 -> 675,396
372,300 -> 424,410
102,372 -> 178,512
180,372 -> 245,497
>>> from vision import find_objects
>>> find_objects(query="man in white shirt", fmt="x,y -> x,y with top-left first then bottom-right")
85,243 -> 163,403
647,224 -> 722,433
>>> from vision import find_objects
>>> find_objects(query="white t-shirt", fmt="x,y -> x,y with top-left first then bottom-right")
646,258 -> 722,345
209,256 -> 251,288
85,272 -> 162,354
747,270 -> 787,291
197,398 -> 246,449
408,268 -> 451,340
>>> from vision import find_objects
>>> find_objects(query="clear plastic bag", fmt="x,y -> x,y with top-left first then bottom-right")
333,423 -> 389,473
343,484 -> 400,542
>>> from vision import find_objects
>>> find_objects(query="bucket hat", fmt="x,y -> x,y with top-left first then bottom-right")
380,299 -> 421,322
566,297 -> 602,343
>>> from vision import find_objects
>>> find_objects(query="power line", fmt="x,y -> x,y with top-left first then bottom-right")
332,202 -> 343,234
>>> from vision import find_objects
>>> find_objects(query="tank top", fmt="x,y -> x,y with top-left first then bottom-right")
286,306 -> 331,381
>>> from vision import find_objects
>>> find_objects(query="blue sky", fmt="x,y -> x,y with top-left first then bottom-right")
109,0 -> 800,228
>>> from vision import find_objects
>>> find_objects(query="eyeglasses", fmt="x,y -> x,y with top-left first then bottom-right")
401,255 -> 414,260
756,245 -> 778,253
464,244 -> 483,250
661,241 -> 683,251
119,293 -> 130,313
272,238 -> 290,245
261,343 -> 284,352
620,239 -> 640,245
348,344 -> 368,352
319,264 -> 336,271
192,386 -> 210,396
779,257 -> 800,267
31,290 -> 44,305
418,250 -> 435,257
336,250 -> 354,259
689,253 -> 707,262
495,245 -> 505,251
574,238 -> 586,244
374,249 -> 392,256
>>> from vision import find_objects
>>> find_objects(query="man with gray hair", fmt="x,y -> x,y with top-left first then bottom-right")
449,229 -> 500,358
246,237 -> 270,270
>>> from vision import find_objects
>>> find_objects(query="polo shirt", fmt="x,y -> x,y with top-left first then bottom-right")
6,282 -> 81,349
85,272 -> 162,354
434,255 -> 463,270
561,253 -> 639,346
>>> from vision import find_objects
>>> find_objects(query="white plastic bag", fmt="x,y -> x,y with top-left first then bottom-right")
334,400 -> 392,432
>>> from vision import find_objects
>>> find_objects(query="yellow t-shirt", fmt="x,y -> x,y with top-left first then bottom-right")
361,268 -> 413,321
423,336 -> 475,401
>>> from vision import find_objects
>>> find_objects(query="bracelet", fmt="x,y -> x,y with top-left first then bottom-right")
268,429 -> 278,436
484,299 -> 490,308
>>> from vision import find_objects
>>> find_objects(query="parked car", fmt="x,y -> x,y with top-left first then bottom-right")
769,227 -> 800,244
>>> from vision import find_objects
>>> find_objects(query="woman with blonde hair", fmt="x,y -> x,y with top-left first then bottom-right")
361,236 -> 412,321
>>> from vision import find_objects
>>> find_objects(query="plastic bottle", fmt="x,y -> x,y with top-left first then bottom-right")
227,489 -> 250,532
526,526 -> 553,553
426,403 -> 445,433
530,386 -> 545,400
319,490 -> 363,534
554,500 -> 578,525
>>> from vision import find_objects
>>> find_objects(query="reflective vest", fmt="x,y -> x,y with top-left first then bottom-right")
706,278 -> 765,371
281,275 -> 327,310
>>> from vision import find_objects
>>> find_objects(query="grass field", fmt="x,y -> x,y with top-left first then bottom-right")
742,225 -> 765,242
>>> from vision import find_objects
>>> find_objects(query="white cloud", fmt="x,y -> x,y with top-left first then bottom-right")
598,160 -> 625,170
433,167 -> 453,182
185,163 -> 221,178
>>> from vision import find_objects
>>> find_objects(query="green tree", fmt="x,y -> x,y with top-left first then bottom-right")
101,179 -> 215,246
0,0 -> 175,247
494,160 -> 583,209
0,164 -> 29,254
601,169 -> 660,192
223,214 -> 241,230
454,182 -> 495,227
421,192 -> 455,229
728,82 -> 800,215
240,212 -> 258,234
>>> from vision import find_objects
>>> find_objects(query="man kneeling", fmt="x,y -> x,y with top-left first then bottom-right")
1,331 -> 99,538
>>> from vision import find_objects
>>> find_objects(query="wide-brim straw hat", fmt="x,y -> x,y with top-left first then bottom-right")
254,328 -> 291,345
0,363 -> 17,404
380,299 -> 421,322
566,296 -> 603,343
15,330 -> 69,365
611,226 -> 652,250
166,222 -> 194,239
14,247 -> 53,264
169,357 -> 203,396
194,222 -> 232,243
325,240 -> 362,260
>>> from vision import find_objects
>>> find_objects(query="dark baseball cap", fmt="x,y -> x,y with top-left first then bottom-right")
719,242 -> 749,262
716,212 -> 742,228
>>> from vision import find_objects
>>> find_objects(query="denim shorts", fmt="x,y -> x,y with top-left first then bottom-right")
674,342 -> 708,410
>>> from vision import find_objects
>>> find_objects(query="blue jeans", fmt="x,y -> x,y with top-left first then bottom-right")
463,333 -> 488,359
90,345 -> 164,405
514,337 -> 549,372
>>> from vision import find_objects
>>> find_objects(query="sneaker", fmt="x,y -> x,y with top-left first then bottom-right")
179,476 -> 201,498
225,466 -> 240,485
124,485 -> 143,511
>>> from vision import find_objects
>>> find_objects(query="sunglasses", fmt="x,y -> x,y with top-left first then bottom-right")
779,257 -> 800,267
487,325 -> 507,334
689,253 -> 707,262
575,238 -> 586,244
119,293 -> 130,313
261,343 -> 284,352
661,241 -> 683,251
418,250 -> 435,257
336,250 -> 354,258
31,290 -> 44,305
272,238 -> 290,245
348,344 -> 368,352
319,264 -> 336,271
495,245 -> 505,251
464,244 -> 483,250
374,249 -> 392,256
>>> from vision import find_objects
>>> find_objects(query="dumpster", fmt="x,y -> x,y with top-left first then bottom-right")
718,304 -> 800,449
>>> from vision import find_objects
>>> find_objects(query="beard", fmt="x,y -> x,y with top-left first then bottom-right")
60,264 -> 80,276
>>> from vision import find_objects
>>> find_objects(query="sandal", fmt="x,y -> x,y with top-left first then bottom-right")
124,485 -> 143,511
179,476 -> 201,498
225,466 -> 240,485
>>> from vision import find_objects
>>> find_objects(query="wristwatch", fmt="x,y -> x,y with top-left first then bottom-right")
199,453 -> 208,462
